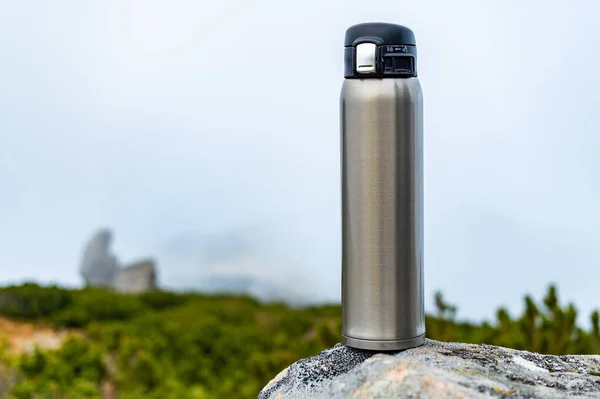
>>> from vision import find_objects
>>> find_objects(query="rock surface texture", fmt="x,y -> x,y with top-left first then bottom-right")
258,339 -> 600,399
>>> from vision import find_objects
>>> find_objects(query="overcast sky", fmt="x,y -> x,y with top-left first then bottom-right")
1,1 -> 599,324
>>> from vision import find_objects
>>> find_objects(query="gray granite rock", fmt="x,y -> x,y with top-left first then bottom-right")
258,339 -> 600,399
80,230 -> 158,293
80,229 -> 118,287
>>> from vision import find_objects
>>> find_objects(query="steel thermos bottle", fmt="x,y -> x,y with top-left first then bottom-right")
341,22 -> 425,350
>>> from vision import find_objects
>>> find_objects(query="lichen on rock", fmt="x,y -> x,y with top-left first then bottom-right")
258,339 -> 600,398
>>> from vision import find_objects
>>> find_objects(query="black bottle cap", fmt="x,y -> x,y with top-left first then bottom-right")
343,22 -> 417,79
345,22 -> 416,47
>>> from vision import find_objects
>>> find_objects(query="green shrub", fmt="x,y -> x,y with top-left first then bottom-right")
139,290 -> 188,310
0,283 -> 72,320
11,337 -> 105,398
51,288 -> 145,327
0,283 -> 598,399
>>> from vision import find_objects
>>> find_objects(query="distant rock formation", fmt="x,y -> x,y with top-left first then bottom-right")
80,230 -> 118,287
80,230 -> 157,293
113,259 -> 157,294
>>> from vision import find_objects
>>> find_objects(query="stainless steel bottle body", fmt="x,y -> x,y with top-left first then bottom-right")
341,77 -> 425,350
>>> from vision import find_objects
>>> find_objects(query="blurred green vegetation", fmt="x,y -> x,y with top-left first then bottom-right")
0,283 -> 598,398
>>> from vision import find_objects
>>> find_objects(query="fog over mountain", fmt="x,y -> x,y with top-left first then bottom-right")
2,1 -> 600,324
